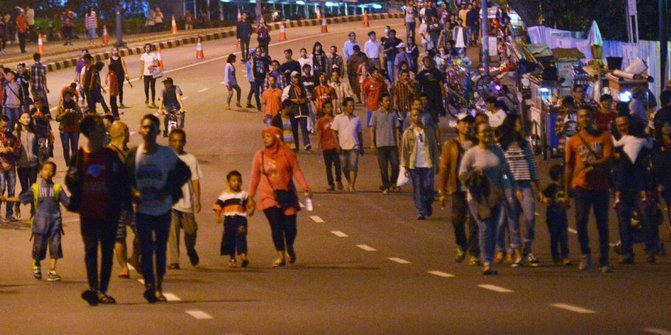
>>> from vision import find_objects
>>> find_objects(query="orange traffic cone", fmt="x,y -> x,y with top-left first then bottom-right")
195,37 -> 205,59
37,34 -> 45,54
157,46 -> 164,69
237,9 -> 242,22
101,24 -> 110,45
316,7 -> 321,20
171,16 -> 178,34
279,23 -> 288,41
320,18 -> 328,33
363,10 -> 370,27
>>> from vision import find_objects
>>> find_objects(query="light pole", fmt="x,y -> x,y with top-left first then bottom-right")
481,0 -> 489,76
114,0 -> 126,48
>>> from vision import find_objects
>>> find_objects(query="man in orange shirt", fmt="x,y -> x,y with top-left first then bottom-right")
262,76 -> 283,126
312,73 -> 336,118
16,9 -> 28,53
362,68 -> 387,128
316,101 -> 343,191
564,107 -> 613,273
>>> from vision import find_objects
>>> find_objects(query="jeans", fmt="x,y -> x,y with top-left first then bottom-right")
33,231 -> 63,261
240,38 -> 250,60
86,88 -> 110,114
5,107 -> 21,132
136,212 -> 171,289
18,32 -> 26,53
323,149 -> 342,187
293,117 -> 311,149
452,191 -> 479,256
81,218 -> 117,293
0,168 -> 17,218
546,205 -> 569,260
574,188 -> 610,266
143,75 -> 157,103
405,21 -> 416,42
168,210 -> 198,265
376,146 -> 399,190
60,132 -> 80,166
386,60 -> 396,84
221,215 -> 248,257
409,167 -> 435,216
340,149 -> 360,174
517,181 -> 537,253
496,188 -> 522,252
263,207 -> 297,251
617,191 -> 658,256
469,202 -> 503,266
226,84 -> 241,105
249,79 -> 264,110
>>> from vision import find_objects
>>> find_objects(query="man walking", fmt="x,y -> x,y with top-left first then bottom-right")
30,53 -> 50,109
332,97 -> 364,192
236,13 -> 252,61
371,93 -> 400,194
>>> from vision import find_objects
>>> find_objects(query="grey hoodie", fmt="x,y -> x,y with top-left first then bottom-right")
3,81 -> 23,108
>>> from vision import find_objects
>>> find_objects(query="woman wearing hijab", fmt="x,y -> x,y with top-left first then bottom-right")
248,127 -> 312,267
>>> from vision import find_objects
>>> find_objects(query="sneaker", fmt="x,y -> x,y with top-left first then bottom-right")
511,249 -> 524,268
599,265 -> 612,273
246,103 -> 254,108
416,214 -> 426,220
526,253 -> 540,267
468,255 -> 482,266
32,264 -> 42,280
188,251 -> 200,267
455,247 -> 466,263
579,254 -> 592,271
47,271 -> 61,282
382,188 -> 389,195
168,263 -> 180,270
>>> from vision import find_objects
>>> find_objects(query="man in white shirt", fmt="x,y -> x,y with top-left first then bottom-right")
343,32 -> 360,62
332,97 -> 364,192
329,71 -> 354,114
485,97 -> 507,128
167,129 -> 203,270
364,31 -> 382,70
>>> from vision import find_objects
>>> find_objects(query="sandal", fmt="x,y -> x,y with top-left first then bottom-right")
155,291 -> 167,303
228,259 -> 237,268
272,258 -> 286,268
98,293 -> 117,304
118,271 -> 130,279
143,287 -> 157,304
81,290 -> 99,306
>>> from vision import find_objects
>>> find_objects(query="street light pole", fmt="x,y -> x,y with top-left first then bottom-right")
114,0 -> 126,48
481,0 -> 489,76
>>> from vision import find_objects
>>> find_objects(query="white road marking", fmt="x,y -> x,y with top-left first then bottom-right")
310,215 -> 325,223
356,244 -> 377,252
127,264 -> 135,271
427,271 -> 455,278
645,328 -> 671,335
163,292 -> 182,302
181,96 -> 189,101
198,87 -> 209,93
478,284 -> 513,293
330,230 -> 348,238
550,303 -> 596,314
185,310 -> 213,320
137,279 -> 145,285
387,257 -> 411,264
568,228 -> 578,234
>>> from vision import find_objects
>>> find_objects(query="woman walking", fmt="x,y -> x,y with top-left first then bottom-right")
248,127 -> 311,267
108,47 -> 129,108
224,54 -> 241,109
138,43 -> 160,108
256,18 -> 271,51
14,112 -> 39,217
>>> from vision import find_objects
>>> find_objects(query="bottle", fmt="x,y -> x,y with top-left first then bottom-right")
305,196 -> 313,211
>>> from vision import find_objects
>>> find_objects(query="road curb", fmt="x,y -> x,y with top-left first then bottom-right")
43,13 -> 401,72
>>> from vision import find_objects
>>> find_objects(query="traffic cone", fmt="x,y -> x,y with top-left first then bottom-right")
363,10 -> 370,27
320,18 -> 328,33
37,34 -> 45,54
279,23 -> 288,41
195,37 -> 205,59
316,7 -> 321,20
157,46 -> 164,69
237,9 -> 242,22
101,24 -> 110,45
171,16 -> 178,34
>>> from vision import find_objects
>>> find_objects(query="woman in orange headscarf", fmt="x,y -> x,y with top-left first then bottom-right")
248,127 -> 311,267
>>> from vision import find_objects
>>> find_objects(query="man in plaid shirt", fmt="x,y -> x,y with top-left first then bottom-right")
30,53 -> 50,109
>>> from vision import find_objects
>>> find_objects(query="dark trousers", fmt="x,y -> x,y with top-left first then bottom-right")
81,218 -> 117,293
376,146 -> 399,190
18,165 -> 38,213
292,117 -> 311,148
33,230 -> 63,261
221,215 -> 248,257
110,95 -> 119,119
410,167 -> 435,216
574,188 -> 610,266
546,205 -> 569,260
18,32 -> 26,53
116,73 -> 125,105
143,75 -> 156,103
63,26 -> 73,44
85,89 -> 110,114
136,212 -> 171,289
263,207 -> 297,251
240,38 -> 250,60
323,149 -> 342,186
452,191 -> 479,256
617,191 -> 658,256
60,132 -> 79,166
348,75 -> 361,101
249,78 -> 263,110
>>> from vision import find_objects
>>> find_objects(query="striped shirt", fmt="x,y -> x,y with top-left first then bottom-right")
86,11 -> 97,29
501,142 -> 538,182
213,190 -> 248,217
393,80 -> 414,113
30,62 -> 47,90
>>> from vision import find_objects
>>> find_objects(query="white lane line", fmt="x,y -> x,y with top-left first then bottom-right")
550,303 -> 596,314
427,270 -> 455,278
198,87 -> 209,93
310,215 -> 325,223
568,228 -> 578,234
181,96 -> 189,101
356,244 -> 377,252
478,284 -> 513,293
330,230 -> 348,238
163,292 -> 182,302
185,310 -> 213,320
387,257 -> 411,264
137,279 -> 145,285
645,328 -> 671,335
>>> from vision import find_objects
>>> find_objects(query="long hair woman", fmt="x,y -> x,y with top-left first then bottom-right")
14,112 -> 39,217
224,54 -> 242,109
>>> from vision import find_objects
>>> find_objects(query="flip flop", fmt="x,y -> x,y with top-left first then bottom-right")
98,293 -> 117,304
81,290 -> 99,306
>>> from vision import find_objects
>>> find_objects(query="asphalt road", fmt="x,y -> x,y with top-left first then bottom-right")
0,18 -> 670,335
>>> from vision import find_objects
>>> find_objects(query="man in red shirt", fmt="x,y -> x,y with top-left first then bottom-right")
312,73 -> 337,117
262,76 -> 283,126
16,9 -> 28,53
594,94 -> 616,132
362,68 -> 387,128
316,101 -> 343,191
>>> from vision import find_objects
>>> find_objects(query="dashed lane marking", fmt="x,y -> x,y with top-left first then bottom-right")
427,271 -> 455,278
310,215 -> 325,223
163,292 -> 182,302
330,230 -> 348,238
550,303 -> 596,314
645,328 -> 671,335
478,284 -> 513,293
387,257 -> 411,264
356,244 -> 377,252
185,310 -> 213,320
198,87 -> 209,93
568,228 -> 578,234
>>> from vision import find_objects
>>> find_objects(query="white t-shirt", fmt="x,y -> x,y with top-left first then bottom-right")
135,144 -> 180,216
298,56 -> 313,71
364,40 -> 381,59
173,152 -> 203,213
140,52 -> 158,76
331,114 -> 362,150
224,63 -> 237,86
413,127 -> 430,168
486,109 -> 507,128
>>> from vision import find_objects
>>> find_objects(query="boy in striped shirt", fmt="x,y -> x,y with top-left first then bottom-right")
214,170 -> 253,268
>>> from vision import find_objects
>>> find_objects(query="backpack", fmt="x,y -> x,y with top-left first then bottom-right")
30,183 -> 62,225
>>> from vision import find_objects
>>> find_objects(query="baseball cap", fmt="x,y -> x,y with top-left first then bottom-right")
290,71 -> 300,77
456,112 -> 474,122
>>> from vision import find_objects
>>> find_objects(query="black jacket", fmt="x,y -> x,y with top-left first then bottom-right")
236,21 -> 252,40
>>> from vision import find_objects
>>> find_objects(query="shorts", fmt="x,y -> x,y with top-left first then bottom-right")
116,209 -> 137,240
340,149 -> 360,172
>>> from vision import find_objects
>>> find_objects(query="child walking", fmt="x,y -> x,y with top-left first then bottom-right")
316,101 -> 343,191
3,161 -> 70,281
541,164 -> 571,266
214,170 -> 252,268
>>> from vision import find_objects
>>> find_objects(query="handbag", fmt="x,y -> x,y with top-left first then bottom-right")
261,153 -> 297,208
149,65 -> 163,79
